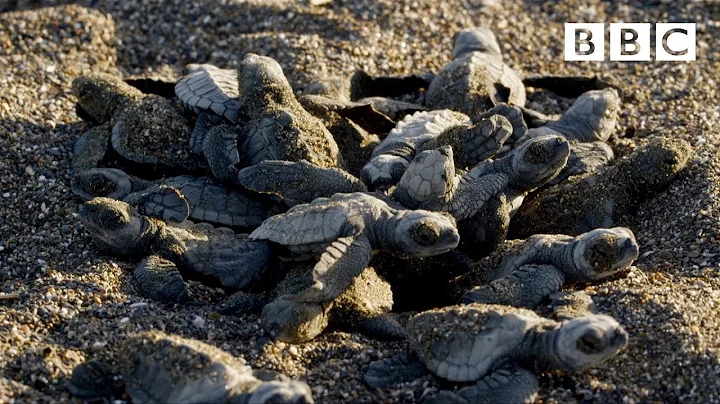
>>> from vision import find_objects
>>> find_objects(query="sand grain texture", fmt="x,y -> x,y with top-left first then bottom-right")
0,0 -> 719,403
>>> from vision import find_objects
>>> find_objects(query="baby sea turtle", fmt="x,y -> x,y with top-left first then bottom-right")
248,192 -> 460,304
511,137 -> 693,237
67,330 -> 313,403
79,197 -> 274,303
364,303 -> 628,404
72,167 -> 282,228
177,53 -> 344,184
392,135 -> 569,256
238,264 -> 404,343
458,227 -> 639,309
71,73 -> 201,180
425,27 -> 526,117
361,109 -> 514,190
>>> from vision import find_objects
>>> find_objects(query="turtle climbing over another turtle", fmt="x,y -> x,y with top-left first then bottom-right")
249,192 -> 460,304
361,108 -> 515,190
225,264 -> 405,343
175,54 -> 344,184
72,167 -> 283,228
364,303 -> 628,404
456,227 -> 639,309
510,137 -> 693,237
71,73 -> 203,183
79,197 -> 274,304
392,135 -> 569,257
67,330 -> 313,403
424,27 -> 527,117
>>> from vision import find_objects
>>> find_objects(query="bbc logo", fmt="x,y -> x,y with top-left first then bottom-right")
564,23 -> 696,61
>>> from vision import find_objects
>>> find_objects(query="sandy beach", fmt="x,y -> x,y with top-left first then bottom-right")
0,0 -> 718,402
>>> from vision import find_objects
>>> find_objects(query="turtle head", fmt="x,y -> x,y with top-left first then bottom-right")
394,210 -> 460,257
361,155 -> 410,191
554,314 -> 628,372
625,137 -> 692,192
511,135 -> 570,188
72,73 -> 143,124
452,27 -> 503,60
557,88 -> 621,142
395,146 -> 455,208
244,381 -> 314,404
571,227 -> 639,281
71,168 -> 133,201
79,197 -> 150,256
238,53 -> 293,106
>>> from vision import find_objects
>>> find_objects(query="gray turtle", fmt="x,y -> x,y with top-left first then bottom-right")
500,88 -> 622,184
364,303 -> 628,404
361,108 -> 515,190
176,54 -> 343,184
510,137 -> 693,237
67,330 -> 313,403
248,192 -> 460,304
224,264 -> 405,343
425,27 -> 527,117
392,135 -> 569,257
457,227 -> 639,309
72,167 -> 283,228
71,73 -> 201,179
79,197 -> 274,303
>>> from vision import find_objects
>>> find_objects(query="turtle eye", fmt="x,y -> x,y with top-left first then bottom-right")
412,220 -> 441,246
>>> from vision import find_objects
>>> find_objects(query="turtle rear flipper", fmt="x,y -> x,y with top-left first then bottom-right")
133,255 -> 190,304
126,185 -> 190,223
190,111 -> 225,154
67,360 -> 122,400
459,264 -> 565,309
364,352 -> 428,389
523,75 -> 624,100
237,160 -> 367,205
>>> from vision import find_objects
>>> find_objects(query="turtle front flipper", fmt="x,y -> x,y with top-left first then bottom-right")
237,160 -> 367,205
522,75 -> 624,100
475,103 -> 528,145
459,114 -> 513,167
203,124 -> 242,184
70,123 -> 111,178
433,363 -> 539,404
133,255 -> 190,304
364,352 -> 428,389
547,141 -> 614,186
289,234 -> 373,303
424,172 -> 508,222
459,264 -> 564,309
126,185 -> 190,223
190,111 -> 225,154
71,167 -> 137,201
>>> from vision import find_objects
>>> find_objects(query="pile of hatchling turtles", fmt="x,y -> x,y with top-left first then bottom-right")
66,27 -> 692,403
